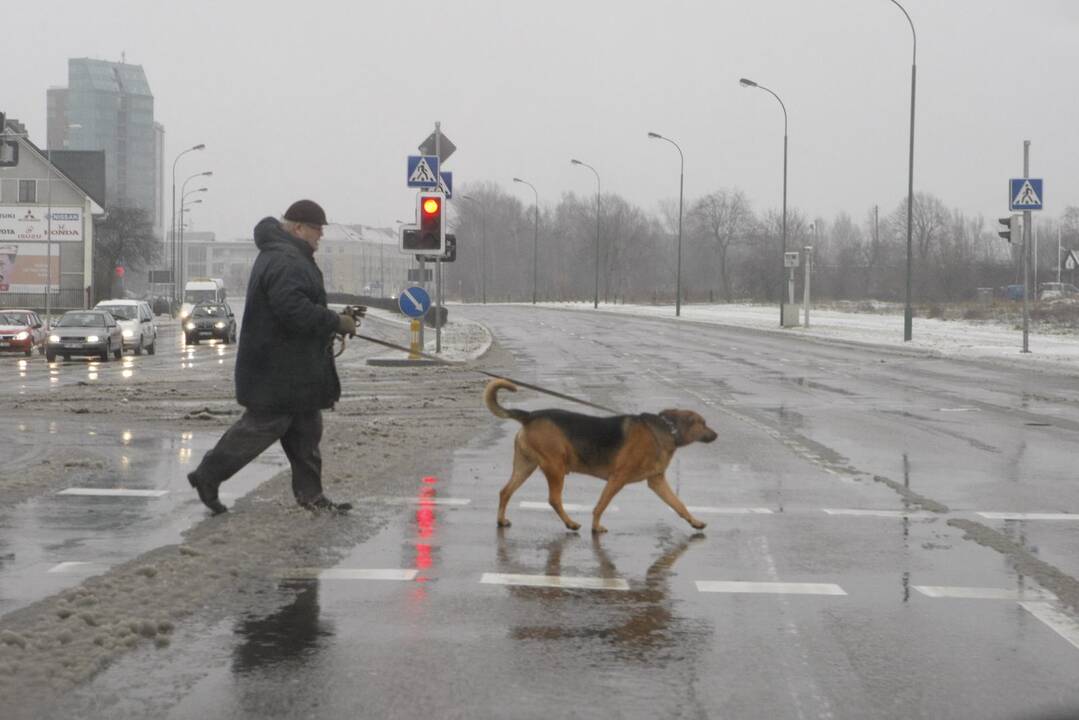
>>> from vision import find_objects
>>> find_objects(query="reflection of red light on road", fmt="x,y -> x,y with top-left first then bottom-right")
415,542 -> 432,570
422,475 -> 438,484
416,506 -> 435,539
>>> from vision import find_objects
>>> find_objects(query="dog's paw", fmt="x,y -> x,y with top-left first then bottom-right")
591,524 -> 608,534
565,520 -> 581,532
497,518 -> 512,528
689,519 -> 707,530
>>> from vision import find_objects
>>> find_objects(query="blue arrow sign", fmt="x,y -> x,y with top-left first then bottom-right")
1010,178 -> 1043,211
407,156 -> 440,188
398,286 -> 432,318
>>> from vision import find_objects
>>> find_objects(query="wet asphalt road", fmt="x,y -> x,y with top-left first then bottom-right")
10,304 -> 1079,719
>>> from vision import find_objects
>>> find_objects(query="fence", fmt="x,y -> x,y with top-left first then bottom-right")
0,288 -> 89,313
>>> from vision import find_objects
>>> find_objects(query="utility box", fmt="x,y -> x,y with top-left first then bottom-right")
782,304 -> 802,327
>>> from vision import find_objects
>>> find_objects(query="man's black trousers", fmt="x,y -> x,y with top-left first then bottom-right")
191,409 -> 324,504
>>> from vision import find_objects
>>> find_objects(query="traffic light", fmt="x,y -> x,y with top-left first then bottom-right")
997,215 -> 1020,243
115,266 -> 125,278
410,192 -> 445,253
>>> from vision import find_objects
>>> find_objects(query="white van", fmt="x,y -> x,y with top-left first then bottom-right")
180,278 -> 226,320
95,299 -> 158,355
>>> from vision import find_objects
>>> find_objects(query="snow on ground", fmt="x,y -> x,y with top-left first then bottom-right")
522,301 -> 1079,372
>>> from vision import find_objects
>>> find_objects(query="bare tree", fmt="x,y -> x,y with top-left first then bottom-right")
686,189 -> 755,301
92,204 -> 158,301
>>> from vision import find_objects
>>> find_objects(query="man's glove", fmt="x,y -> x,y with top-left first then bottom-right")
337,312 -> 357,337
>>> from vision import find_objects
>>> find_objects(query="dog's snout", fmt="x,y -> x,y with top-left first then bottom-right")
702,429 -> 718,443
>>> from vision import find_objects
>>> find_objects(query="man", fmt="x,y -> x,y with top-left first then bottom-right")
188,200 -> 357,515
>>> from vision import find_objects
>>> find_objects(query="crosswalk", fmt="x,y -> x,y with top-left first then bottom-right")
34,489 -> 1079,655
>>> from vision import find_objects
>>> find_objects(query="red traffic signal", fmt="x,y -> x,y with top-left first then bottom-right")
115,266 -> 125,277
411,192 -> 445,253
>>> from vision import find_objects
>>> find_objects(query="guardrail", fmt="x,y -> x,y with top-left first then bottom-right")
0,289 -> 88,313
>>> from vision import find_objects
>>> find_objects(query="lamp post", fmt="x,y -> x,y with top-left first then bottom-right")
512,178 -> 539,304
170,144 -> 205,305
888,0 -> 918,342
178,171 -> 211,296
179,198 -> 203,288
647,131 -> 685,316
570,159 -> 601,308
43,123 -> 81,324
460,194 -> 487,303
740,77 -> 788,327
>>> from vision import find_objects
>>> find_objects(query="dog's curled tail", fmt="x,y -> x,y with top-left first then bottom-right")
484,379 -> 529,423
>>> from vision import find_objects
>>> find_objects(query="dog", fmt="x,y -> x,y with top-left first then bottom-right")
484,378 -> 718,534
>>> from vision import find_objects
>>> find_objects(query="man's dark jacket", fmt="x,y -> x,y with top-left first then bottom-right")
235,217 -> 340,412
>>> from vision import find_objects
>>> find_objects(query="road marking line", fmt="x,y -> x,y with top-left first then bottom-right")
519,501 -> 617,513
696,581 -> 847,596
283,568 -> 418,581
57,488 -> 169,498
977,512 -> 1079,521
914,585 -> 1055,600
824,508 -> 936,518
480,573 -> 629,591
359,496 -> 472,506
48,561 -> 97,573
1019,602 -> 1079,651
686,506 -> 773,515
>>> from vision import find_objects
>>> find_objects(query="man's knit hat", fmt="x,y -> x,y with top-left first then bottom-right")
283,199 -> 328,226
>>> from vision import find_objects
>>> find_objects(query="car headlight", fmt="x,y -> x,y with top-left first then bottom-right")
122,329 -> 134,338
49,334 -> 61,343
14,331 -> 29,341
185,322 -> 196,330
214,322 -> 226,329
86,335 -> 100,343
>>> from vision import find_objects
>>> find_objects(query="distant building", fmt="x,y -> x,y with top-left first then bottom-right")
47,58 -> 164,239
177,224 -> 413,299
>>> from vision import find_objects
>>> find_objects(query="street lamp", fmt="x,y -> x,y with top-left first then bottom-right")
178,171 -> 212,295
888,0 -> 918,341
179,197 -> 204,288
170,144 -> 205,304
512,178 -> 539,304
570,159 -> 601,308
460,194 -> 487,304
647,131 -> 685,316
740,77 -> 788,327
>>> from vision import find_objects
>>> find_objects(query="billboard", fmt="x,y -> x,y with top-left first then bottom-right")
0,206 -> 83,243
0,243 -> 62,292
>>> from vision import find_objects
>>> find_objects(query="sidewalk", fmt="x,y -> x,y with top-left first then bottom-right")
359,307 -> 492,365
531,301 -> 1079,373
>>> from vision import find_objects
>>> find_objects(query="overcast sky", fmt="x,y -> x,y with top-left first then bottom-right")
7,0 -> 1078,241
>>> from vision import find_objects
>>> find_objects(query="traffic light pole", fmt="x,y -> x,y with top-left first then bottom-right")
1022,140 -> 1031,353
434,122 -> 443,354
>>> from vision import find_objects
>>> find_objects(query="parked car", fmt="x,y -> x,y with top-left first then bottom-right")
183,302 -> 237,345
95,299 -> 158,355
46,310 -> 124,362
0,309 -> 47,356
1038,282 -> 1079,300
1000,284 -> 1026,301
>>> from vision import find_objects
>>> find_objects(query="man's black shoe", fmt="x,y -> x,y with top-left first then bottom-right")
299,495 -> 352,513
188,472 -> 228,515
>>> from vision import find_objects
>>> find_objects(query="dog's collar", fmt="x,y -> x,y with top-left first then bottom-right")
658,414 -> 679,442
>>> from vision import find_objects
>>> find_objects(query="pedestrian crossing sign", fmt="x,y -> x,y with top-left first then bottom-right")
1065,250 -> 1078,271
1010,178 -> 1043,211
407,155 -> 440,188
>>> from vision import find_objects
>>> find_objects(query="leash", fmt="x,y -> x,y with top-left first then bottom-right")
351,332 -> 622,415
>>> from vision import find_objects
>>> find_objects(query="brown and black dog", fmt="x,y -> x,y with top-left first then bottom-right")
485,379 -> 718,534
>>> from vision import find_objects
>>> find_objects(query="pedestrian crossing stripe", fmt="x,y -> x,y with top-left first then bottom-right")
696,581 -> 847,596
58,488 -> 169,498
481,572 -> 629,591
914,585 -> 1055,600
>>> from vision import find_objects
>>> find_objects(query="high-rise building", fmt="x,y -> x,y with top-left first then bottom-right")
47,58 -> 164,239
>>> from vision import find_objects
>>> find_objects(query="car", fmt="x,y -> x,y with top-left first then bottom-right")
0,309 -> 47,357
1038,282 -> 1079,300
94,299 -> 158,355
46,310 -> 124,362
183,302 -> 237,345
